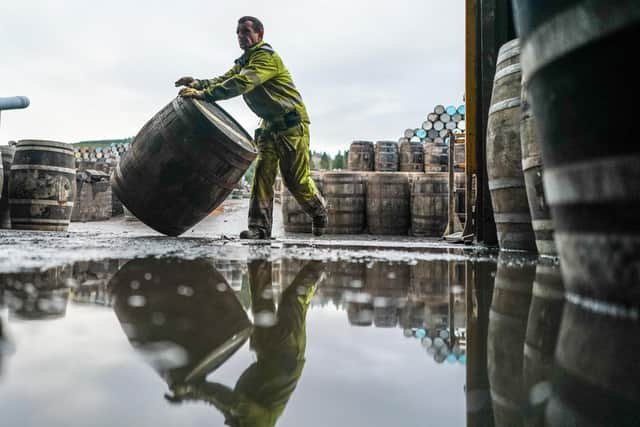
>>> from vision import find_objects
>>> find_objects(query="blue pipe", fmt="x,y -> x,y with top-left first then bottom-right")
0,96 -> 30,110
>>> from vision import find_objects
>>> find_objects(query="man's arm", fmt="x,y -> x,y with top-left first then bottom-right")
197,65 -> 240,90
202,51 -> 279,102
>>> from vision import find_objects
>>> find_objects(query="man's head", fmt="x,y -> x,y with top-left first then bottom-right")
237,16 -> 264,51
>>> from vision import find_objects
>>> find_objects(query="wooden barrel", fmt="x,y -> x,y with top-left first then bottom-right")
109,258 -> 252,386
0,145 -> 15,228
282,171 -> 323,233
8,140 -> 76,231
366,173 -> 410,235
348,140 -> 374,171
424,142 -> 448,172
521,77 -> 557,257
111,97 -> 256,236
486,39 -> 536,252
523,259 -> 564,427
323,172 -> 366,234
488,252 -> 535,427
411,172 -> 448,237
399,141 -> 425,172
511,4 -> 640,424
374,141 -> 399,172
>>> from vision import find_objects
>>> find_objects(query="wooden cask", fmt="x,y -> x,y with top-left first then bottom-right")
366,173 -> 410,235
9,140 -> 76,231
323,172 -> 366,234
348,140 -> 374,171
512,3 -> 640,424
0,145 -> 15,228
111,97 -> 256,236
411,172 -> 448,237
486,39 -> 536,251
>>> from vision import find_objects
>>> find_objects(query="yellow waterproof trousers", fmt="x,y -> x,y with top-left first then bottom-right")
248,123 -> 326,236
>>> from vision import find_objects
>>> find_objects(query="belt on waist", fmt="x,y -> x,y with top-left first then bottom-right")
264,110 -> 302,131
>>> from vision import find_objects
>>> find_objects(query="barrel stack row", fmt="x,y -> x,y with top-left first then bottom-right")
348,138 -> 465,174
281,171 -> 470,237
505,3 -> 640,423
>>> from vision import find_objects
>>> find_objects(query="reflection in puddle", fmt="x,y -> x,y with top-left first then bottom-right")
0,252 -> 635,426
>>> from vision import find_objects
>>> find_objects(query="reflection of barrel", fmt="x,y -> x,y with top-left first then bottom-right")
109,258 -> 252,386
488,253 -> 535,427
410,260 -> 449,302
399,141 -> 424,172
323,172 -> 366,234
0,145 -> 15,228
347,301 -> 373,326
521,78 -> 556,257
4,266 -> 72,320
348,141 -> 374,171
373,303 -> 398,328
365,261 -> 410,298
282,171 -> 323,233
366,173 -> 410,235
411,172 -> 448,237
374,141 -> 399,172
111,98 -> 257,236
324,261 -> 367,291
486,39 -> 536,252
523,260 -> 564,426
511,4 -> 640,424
8,140 -> 77,231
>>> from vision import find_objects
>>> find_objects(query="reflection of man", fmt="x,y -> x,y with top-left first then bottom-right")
167,259 -> 323,427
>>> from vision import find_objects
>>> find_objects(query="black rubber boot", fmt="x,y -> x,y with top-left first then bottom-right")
311,214 -> 328,237
239,229 -> 268,239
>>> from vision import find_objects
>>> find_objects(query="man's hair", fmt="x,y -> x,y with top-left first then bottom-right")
238,16 -> 264,34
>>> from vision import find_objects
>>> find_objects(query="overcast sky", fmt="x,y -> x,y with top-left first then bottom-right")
0,0 -> 464,155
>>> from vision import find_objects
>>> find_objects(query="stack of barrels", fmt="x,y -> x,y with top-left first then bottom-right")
401,104 -> 466,144
73,142 -> 130,175
0,140 -> 77,231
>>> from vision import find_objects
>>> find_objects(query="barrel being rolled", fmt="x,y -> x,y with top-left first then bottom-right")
486,39 -> 536,252
399,141 -> 425,172
8,140 -> 76,231
111,97 -> 256,236
282,171 -> 323,233
366,173 -> 410,235
411,172 -> 448,237
348,140 -> 374,171
374,141 -> 399,172
521,78 -> 557,257
323,172 -> 366,234
511,3 -> 640,425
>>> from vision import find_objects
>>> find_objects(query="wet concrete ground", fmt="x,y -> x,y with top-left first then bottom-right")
0,199 -> 494,273
3,199 -> 597,427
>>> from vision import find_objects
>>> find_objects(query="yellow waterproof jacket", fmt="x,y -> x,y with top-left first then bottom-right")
199,41 -> 309,125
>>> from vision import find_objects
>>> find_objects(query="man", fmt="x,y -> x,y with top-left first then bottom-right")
176,16 -> 327,239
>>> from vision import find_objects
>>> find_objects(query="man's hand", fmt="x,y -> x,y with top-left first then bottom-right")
175,76 -> 200,88
179,87 -> 205,100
